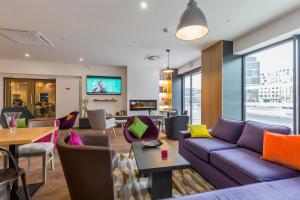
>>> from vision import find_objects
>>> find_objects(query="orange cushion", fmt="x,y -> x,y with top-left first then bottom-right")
262,130 -> 300,171
66,114 -> 74,121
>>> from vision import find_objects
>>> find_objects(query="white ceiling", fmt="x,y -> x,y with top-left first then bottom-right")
0,0 -> 300,68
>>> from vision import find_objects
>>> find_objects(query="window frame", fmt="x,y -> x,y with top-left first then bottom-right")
242,37 -> 297,132
182,68 -> 201,124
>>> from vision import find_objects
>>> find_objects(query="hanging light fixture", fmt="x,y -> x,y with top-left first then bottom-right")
163,49 -> 174,74
176,0 -> 209,41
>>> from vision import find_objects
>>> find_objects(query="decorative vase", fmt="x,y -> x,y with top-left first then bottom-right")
4,112 -> 21,133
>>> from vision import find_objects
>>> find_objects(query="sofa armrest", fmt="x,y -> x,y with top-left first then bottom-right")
178,131 -> 190,153
179,130 -> 191,138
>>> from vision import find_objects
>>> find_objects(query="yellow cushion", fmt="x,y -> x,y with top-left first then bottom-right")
188,124 -> 213,138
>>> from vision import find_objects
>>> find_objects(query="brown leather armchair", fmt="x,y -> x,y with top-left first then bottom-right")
57,134 -> 118,200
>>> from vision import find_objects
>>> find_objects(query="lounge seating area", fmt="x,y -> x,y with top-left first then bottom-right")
1,1 -> 300,200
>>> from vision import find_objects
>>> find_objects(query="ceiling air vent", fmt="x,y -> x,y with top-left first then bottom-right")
144,54 -> 162,61
0,28 -> 55,47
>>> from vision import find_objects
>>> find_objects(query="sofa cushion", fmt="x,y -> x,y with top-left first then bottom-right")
166,177 -> 300,200
211,117 -> 245,144
183,138 -> 237,162
237,121 -> 291,153
210,148 -> 299,185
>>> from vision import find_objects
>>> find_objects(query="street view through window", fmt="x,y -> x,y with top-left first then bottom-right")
184,73 -> 201,124
244,41 -> 293,128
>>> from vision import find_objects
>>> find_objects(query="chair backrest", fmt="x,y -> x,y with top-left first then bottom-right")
123,115 -> 159,143
56,134 -> 114,200
28,119 -> 57,143
0,107 -> 34,128
58,111 -> 79,130
165,115 -> 189,139
87,109 -> 107,130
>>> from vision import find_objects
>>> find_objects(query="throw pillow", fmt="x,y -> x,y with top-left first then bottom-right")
68,132 -> 83,146
17,118 -> 26,128
128,117 -> 148,138
262,130 -> 300,171
188,124 -> 213,138
66,113 -> 74,121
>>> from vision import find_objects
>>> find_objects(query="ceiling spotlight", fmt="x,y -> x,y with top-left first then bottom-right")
24,53 -> 30,58
140,1 -> 148,9
79,58 -> 84,62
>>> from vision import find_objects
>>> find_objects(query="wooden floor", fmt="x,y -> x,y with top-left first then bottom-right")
0,128 -> 178,200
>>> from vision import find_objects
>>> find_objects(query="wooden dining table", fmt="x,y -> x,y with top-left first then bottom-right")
0,127 -> 58,200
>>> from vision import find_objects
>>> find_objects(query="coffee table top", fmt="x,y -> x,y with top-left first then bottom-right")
132,141 -> 190,174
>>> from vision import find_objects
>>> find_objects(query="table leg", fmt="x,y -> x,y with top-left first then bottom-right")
9,144 -> 19,200
148,171 -> 172,200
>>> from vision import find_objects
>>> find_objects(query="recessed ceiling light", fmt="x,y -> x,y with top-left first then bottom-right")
140,1 -> 148,9
24,53 -> 30,58
79,58 -> 84,62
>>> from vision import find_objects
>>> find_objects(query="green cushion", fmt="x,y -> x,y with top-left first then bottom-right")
17,118 -> 26,128
128,117 -> 148,138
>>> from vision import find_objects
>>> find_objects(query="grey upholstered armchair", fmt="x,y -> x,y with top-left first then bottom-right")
87,109 -> 116,136
57,133 -> 118,200
165,115 -> 189,140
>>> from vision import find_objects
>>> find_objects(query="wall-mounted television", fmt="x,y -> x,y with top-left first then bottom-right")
86,76 -> 122,95
129,100 -> 157,111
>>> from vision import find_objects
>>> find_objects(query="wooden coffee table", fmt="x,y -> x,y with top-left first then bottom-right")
132,141 -> 190,200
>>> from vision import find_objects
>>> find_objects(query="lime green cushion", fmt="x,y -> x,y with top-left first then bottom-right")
17,118 -> 26,128
188,124 -> 213,138
128,117 -> 148,138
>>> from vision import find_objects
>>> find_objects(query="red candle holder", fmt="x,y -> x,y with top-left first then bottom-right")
161,149 -> 168,160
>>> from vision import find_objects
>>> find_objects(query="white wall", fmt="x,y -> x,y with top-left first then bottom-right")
127,67 -> 160,116
0,59 -> 127,125
234,8 -> 300,54
178,58 -> 201,75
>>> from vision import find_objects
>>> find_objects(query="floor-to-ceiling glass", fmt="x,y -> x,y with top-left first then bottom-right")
191,73 -> 201,124
183,72 -> 201,124
244,40 -> 294,128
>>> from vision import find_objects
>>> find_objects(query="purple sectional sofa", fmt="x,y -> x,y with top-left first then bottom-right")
175,117 -> 300,199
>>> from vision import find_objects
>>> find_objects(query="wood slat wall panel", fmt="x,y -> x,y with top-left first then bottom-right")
201,41 -> 223,128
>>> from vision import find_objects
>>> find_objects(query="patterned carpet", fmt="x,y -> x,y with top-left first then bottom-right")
113,153 -> 214,200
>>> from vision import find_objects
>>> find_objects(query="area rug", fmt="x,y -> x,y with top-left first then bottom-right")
113,153 -> 214,200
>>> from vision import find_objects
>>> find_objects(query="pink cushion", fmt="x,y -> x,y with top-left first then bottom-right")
68,132 -> 83,146
35,120 -> 60,148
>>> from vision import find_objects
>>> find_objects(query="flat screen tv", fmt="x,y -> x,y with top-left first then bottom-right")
129,100 -> 157,111
86,76 -> 122,95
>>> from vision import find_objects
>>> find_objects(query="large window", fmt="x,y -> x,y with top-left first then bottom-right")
184,72 -> 201,124
244,40 -> 294,129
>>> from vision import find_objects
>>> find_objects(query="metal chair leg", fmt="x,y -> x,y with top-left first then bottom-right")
129,146 -> 133,159
112,127 -> 117,137
21,173 -> 31,200
3,156 -> 8,169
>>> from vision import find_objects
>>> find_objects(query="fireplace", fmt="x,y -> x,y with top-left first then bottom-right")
129,100 -> 157,111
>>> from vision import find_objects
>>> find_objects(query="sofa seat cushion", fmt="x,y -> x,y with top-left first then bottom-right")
183,138 -> 237,162
210,148 -> 300,185
166,177 -> 300,200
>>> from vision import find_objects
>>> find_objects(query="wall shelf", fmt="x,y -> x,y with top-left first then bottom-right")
93,98 -> 118,102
